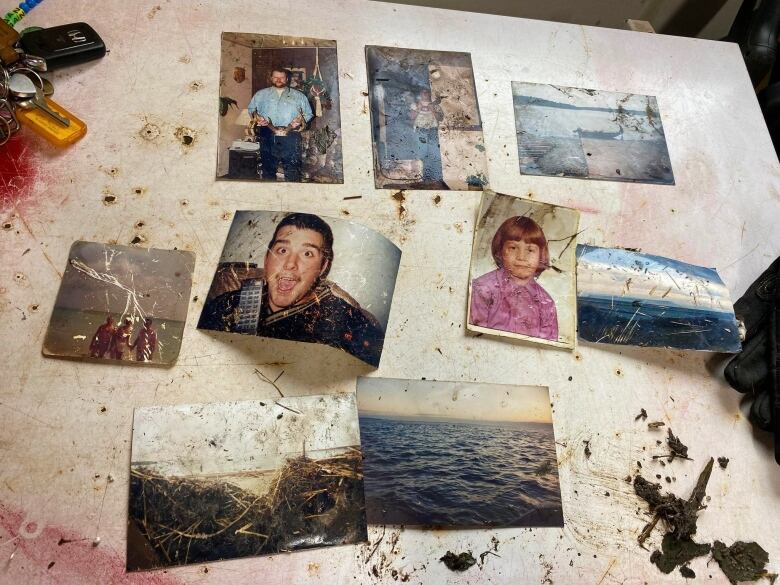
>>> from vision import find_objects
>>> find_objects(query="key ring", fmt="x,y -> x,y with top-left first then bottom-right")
0,114 -> 11,146
0,98 -> 19,135
0,66 -> 9,99
10,66 -> 43,91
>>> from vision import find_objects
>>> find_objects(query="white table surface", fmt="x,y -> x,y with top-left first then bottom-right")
0,1 -> 778,583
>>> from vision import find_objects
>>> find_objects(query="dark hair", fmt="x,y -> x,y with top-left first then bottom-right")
268,213 -> 334,278
270,67 -> 290,83
491,216 -> 550,276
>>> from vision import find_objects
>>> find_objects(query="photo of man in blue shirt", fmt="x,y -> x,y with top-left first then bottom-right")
248,68 -> 314,181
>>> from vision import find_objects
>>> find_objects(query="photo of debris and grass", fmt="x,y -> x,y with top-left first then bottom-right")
126,395 -> 367,570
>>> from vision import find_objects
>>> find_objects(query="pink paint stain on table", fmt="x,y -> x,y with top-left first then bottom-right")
0,503 -> 183,585
0,134 -> 40,211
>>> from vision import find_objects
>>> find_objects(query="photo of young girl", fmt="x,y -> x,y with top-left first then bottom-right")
467,191 -> 580,349
470,216 -> 558,341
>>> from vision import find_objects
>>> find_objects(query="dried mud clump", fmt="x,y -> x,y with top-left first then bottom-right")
440,551 -> 476,572
634,456 -> 773,585
712,541 -> 774,585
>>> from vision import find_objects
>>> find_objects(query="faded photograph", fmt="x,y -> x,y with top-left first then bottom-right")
577,245 -> 741,351
513,82 -> 674,185
127,394 -> 366,570
198,211 -> 401,367
366,46 -> 488,190
467,191 -> 580,349
218,33 -> 343,183
42,241 -> 194,365
357,378 -> 563,527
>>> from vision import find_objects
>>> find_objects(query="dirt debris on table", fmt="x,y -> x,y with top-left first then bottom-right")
666,428 -> 689,460
712,541 -> 776,585
632,451 -> 773,584
440,551 -> 476,572
634,457 -> 713,548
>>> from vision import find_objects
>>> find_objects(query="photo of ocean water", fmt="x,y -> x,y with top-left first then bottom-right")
359,416 -> 563,527
577,295 -> 741,351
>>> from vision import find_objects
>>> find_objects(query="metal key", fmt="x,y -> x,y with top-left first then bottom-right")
9,72 -> 69,126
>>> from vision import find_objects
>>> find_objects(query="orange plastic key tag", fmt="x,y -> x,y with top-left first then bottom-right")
16,96 -> 87,147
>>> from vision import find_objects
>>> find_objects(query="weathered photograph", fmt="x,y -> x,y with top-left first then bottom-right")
467,191 -> 580,348
576,245 -> 741,351
198,211 -> 400,367
513,82 -> 674,184
218,33 -> 343,183
42,241 -> 194,365
127,394 -> 366,571
357,378 -> 563,527
365,46 -> 488,190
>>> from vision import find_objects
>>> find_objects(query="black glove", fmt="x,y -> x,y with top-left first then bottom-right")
724,256 -> 780,463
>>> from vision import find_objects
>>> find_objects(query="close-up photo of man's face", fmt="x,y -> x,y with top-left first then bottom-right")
264,226 -> 329,311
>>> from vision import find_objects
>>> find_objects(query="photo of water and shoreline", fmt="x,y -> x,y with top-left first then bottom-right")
512,82 -> 674,185
576,245 -> 741,352
356,378 -> 563,528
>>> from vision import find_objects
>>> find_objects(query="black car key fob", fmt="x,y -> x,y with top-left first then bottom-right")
20,23 -> 106,70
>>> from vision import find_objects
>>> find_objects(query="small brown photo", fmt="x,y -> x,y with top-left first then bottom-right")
43,241 -> 194,365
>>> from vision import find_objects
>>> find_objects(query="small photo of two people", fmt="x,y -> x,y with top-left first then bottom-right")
218,33 -> 343,184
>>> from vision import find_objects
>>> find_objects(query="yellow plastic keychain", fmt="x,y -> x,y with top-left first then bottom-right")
15,96 -> 87,147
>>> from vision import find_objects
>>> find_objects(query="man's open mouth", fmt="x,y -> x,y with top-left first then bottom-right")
276,275 -> 299,293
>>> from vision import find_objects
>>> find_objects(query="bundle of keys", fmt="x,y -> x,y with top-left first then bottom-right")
0,20 -> 86,147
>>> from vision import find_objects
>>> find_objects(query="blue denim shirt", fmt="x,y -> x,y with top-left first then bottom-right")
247,87 -> 314,127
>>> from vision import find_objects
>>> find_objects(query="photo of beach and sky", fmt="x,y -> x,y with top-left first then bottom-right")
576,245 -> 741,352
356,378 -> 563,527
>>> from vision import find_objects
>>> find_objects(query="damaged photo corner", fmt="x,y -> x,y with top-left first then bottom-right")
42,241 -> 195,365
126,393 -> 367,570
197,210 -> 401,367
467,190 -> 580,349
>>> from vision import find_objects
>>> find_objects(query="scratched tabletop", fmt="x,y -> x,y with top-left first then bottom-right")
1,1 -> 779,584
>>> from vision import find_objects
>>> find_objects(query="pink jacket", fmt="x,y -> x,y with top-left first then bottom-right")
470,268 -> 559,341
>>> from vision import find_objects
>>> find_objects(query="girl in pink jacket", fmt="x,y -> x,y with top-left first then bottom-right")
469,216 -> 558,341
